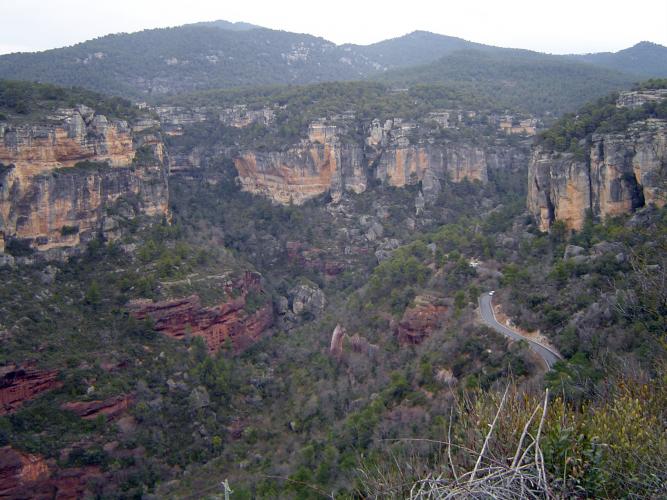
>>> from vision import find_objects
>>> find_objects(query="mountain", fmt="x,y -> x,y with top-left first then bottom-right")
0,21 -> 662,109
185,19 -> 261,31
379,49 -> 637,115
0,25 -> 382,98
343,30 -> 491,68
569,41 -> 667,77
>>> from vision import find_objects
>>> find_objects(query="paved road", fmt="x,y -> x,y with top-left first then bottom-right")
478,292 -> 562,369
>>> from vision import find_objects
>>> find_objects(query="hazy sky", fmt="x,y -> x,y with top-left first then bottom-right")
1,0 -> 666,55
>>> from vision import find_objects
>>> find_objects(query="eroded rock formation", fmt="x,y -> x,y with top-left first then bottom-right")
230,118 -> 515,205
128,272 -> 273,353
0,105 -> 169,253
0,446 -> 101,499
397,295 -> 449,345
0,364 -> 61,415
61,394 -> 133,420
528,93 -> 666,231
330,324 -> 346,358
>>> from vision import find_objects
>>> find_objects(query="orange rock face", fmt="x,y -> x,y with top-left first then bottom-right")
397,296 -> 449,345
528,95 -> 666,231
128,272 -> 274,353
0,446 -> 50,497
0,364 -> 61,415
231,120 -> 491,206
234,146 -> 339,205
0,107 -> 169,252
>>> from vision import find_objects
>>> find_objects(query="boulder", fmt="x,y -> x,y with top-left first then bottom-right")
564,244 -> 586,259
289,282 -> 326,317
188,386 -> 210,411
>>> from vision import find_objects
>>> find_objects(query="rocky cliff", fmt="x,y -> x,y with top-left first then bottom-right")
528,119 -> 666,231
0,364 -> 61,415
0,105 -> 169,254
0,446 -> 101,499
528,90 -> 667,231
232,118 -> 514,205
397,295 -> 449,344
128,272 -> 273,353
234,122 -> 366,204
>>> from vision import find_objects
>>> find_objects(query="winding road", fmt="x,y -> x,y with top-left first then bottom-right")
478,292 -> 562,369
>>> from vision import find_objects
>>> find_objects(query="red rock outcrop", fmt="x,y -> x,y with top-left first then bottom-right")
0,364 -> 61,415
61,394 -> 133,420
0,446 -> 101,499
397,295 -> 449,345
129,272 -> 273,353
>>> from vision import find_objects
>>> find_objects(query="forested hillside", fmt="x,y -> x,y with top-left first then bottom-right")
380,49 -> 637,115
0,20 -> 662,112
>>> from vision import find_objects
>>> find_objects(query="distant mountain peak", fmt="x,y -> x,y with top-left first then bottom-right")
570,40 -> 667,77
186,19 -> 261,31
632,41 -> 664,48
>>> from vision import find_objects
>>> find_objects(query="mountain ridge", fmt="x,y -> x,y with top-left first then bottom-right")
0,20 -> 664,105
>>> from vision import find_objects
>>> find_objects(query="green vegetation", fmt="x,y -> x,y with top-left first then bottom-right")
54,160 -> 111,175
0,80 -> 141,122
0,26 -> 384,99
380,49 -> 637,115
537,79 -> 667,154
0,23 -> 659,118
1,72 -> 665,498
60,225 -> 79,236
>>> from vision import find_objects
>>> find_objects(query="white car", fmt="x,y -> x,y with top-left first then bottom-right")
489,291 -> 495,296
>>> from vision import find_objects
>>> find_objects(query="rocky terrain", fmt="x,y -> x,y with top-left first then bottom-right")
0,73 -> 665,499
0,104 -> 169,257
528,89 -> 666,230
129,271 -> 273,353
0,364 -> 61,415
166,106 -> 528,207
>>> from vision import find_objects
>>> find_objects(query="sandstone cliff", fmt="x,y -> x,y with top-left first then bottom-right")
0,364 -> 61,415
0,445 -> 102,499
232,118 -> 513,205
528,118 -> 666,231
61,394 -> 133,420
0,105 -> 169,254
128,272 -> 273,353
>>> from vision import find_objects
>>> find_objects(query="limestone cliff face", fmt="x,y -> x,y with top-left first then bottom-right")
0,106 -> 169,253
234,122 -> 367,204
232,119 -> 505,205
528,118 -> 666,231
374,143 -> 488,201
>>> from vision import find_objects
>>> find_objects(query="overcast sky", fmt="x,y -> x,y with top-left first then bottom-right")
1,0 -> 666,55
